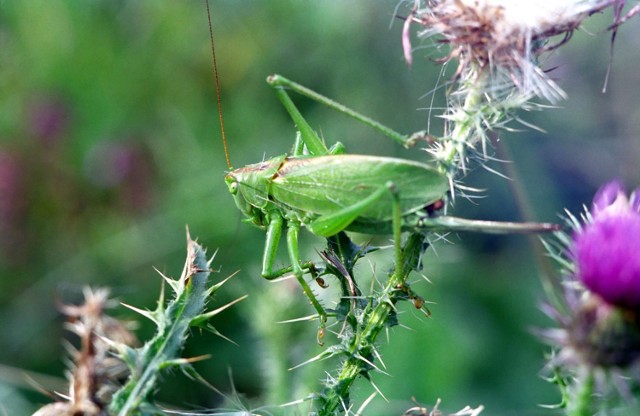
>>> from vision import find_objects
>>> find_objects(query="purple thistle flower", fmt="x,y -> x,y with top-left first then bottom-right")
572,180 -> 640,310
539,181 -> 640,416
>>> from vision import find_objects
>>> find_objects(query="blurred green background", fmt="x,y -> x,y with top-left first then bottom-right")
1,1 -> 639,414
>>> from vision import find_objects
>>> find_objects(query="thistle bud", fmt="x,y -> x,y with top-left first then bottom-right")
568,294 -> 640,368
572,181 -> 640,310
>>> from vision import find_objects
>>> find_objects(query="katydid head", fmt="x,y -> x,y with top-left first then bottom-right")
225,155 -> 286,229
225,173 -> 261,227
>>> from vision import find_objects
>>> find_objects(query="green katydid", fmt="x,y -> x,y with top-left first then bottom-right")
206,4 -> 558,341
222,76 -> 559,339
224,75 -> 449,338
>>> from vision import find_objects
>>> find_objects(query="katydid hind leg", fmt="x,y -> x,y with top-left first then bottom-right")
268,74 -> 417,149
307,180 -> 407,279
307,184 -> 392,238
269,80 -> 330,157
389,182 -> 404,280
328,141 -> 346,155
292,132 -> 304,157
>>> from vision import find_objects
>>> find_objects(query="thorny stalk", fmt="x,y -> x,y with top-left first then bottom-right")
316,233 -> 426,415
33,234 -> 242,416
311,0 -> 640,414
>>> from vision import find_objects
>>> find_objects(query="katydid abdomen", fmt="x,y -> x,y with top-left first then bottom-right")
273,154 -> 448,234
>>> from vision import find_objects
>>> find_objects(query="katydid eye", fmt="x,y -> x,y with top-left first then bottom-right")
228,181 -> 238,194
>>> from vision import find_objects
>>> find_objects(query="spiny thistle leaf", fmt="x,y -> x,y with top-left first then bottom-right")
119,303 -> 160,327
108,233 -> 236,416
190,294 -> 248,328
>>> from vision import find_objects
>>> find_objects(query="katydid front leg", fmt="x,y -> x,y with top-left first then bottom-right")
261,209 -> 328,344
261,209 -> 314,280
261,209 -> 284,279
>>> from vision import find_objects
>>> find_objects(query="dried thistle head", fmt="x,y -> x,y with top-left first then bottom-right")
34,288 -> 136,416
405,0 -> 629,102
402,1 -> 640,186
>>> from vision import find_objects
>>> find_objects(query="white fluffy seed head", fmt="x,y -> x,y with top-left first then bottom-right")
411,0 -> 617,101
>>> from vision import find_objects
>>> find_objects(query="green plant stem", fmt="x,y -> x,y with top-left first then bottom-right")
438,67 -> 489,172
494,138 -> 566,312
318,233 -> 424,415
568,367 -> 594,416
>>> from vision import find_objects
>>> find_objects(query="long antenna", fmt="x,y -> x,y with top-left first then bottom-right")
205,0 -> 232,170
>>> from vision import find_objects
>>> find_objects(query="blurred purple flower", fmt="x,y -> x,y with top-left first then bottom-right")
0,150 -> 26,263
27,95 -> 70,146
84,139 -> 154,212
0,151 -> 23,219
85,141 -> 139,189
572,180 -> 640,309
